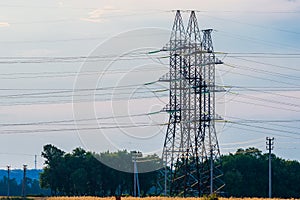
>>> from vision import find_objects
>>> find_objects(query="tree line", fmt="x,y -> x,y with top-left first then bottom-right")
0,176 -> 49,196
40,144 -> 300,198
40,144 -> 161,196
222,147 -> 300,198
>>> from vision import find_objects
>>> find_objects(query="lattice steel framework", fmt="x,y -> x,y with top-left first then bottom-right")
160,10 -> 224,197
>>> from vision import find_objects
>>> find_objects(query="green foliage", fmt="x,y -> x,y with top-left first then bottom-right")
40,145 -> 300,198
222,147 -> 300,198
40,144 -> 162,196
0,175 -> 49,196
0,198 -> 33,200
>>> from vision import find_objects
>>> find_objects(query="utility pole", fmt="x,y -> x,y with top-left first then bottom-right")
131,151 -> 141,197
266,137 -> 274,198
34,155 -> 37,170
7,165 -> 10,198
22,164 -> 27,199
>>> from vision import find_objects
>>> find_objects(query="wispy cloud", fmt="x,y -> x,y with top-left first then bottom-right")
80,6 -> 120,23
81,8 -> 105,23
0,22 -> 10,27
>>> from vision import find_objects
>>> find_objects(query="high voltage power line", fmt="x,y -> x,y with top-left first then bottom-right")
200,14 -> 300,35
229,92 -> 300,109
3,10 -> 164,25
0,7 -> 299,165
0,81 -> 299,108
0,52 -> 299,64
215,30 -> 300,51
218,68 -> 300,87
1,118 -> 298,135
223,62 -> 300,81
225,123 -> 300,139
228,57 -> 300,72
0,111 -> 162,126
220,137 -> 266,146
224,116 -> 300,131
0,68 -> 168,79
221,123 -> 300,140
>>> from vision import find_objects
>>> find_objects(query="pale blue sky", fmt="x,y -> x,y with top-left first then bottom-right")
0,0 -> 300,169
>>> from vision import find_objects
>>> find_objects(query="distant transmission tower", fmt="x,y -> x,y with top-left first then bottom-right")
160,10 -> 224,196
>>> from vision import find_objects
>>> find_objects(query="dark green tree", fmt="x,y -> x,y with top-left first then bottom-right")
222,147 -> 300,198
40,144 -> 300,198
40,144 -> 66,195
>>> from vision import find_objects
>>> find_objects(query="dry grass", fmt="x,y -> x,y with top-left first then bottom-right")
47,197 -> 115,200
46,197 -> 298,200
220,198 -> 298,200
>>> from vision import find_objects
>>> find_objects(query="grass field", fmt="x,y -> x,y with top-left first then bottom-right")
45,197 -> 298,200
1,197 -> 297,200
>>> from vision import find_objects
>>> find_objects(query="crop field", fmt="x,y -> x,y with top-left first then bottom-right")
1,197 -> 296,200
45,197 -> 298,200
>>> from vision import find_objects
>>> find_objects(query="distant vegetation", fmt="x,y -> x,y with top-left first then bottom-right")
221,147 -> 300,198
0,173 -> 49,196
40,144 -> 161,196
44,197 -> 296,200
39,144 -> 300,198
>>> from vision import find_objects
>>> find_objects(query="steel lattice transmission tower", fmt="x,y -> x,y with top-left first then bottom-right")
160,10 -> 224,196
